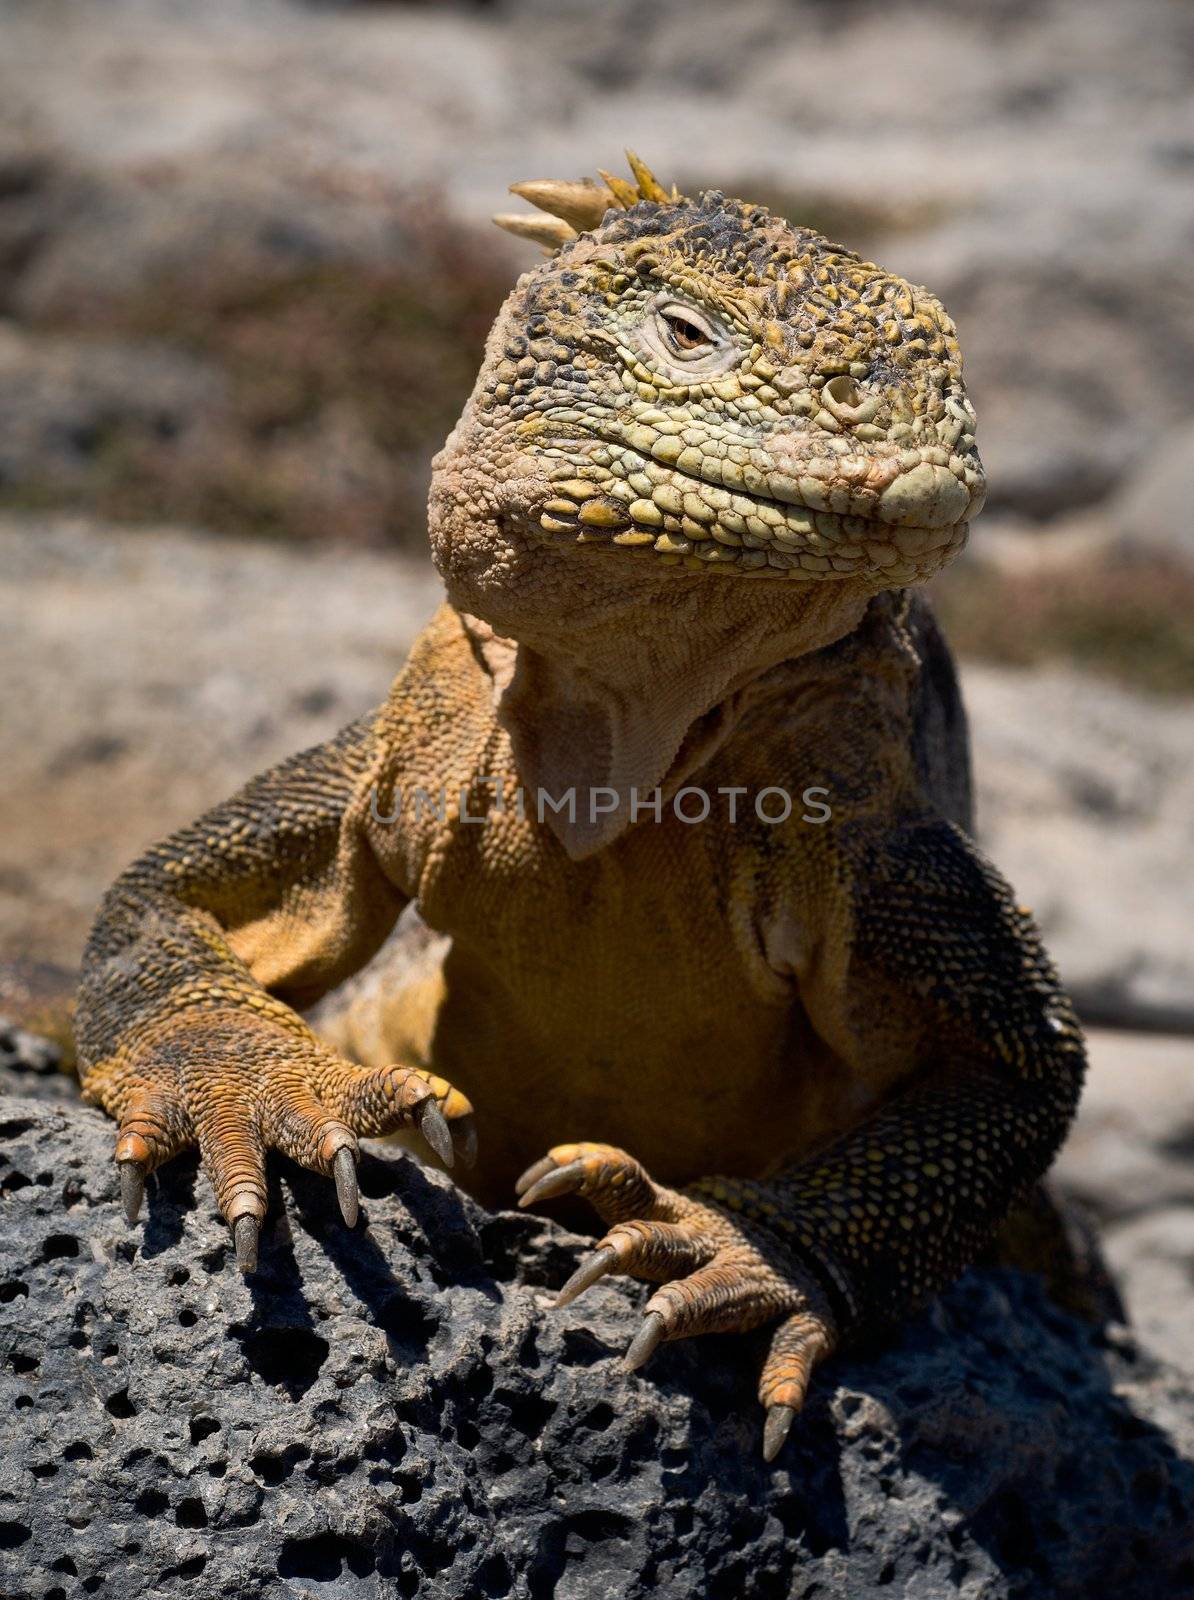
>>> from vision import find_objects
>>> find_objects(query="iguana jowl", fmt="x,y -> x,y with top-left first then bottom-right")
75,155 -> 1085,1459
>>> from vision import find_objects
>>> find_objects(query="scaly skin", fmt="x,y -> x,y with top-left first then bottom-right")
76,156 -> 1085,1458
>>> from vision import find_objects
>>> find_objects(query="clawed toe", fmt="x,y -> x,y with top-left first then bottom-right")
621,1311 -> 666,1372
410,1084 -> 479,1169
329,1063 -> 476,1171
111,1082 -> 189,1227
104,1040 -> 475,1275
118,1160 -> 145,1225
514,1154 -> 557,1198
516,1158 -> 587,1208
233,1214 -> 260,1274
519,1139 -> 836,1460
514,1142 -> 660,1223
414,1095 -> 455,1168
756,1308 -> 836,1459
763,1404 -> 797,1463
332,1146 -> 359,1227
555,1245 -> 618,1306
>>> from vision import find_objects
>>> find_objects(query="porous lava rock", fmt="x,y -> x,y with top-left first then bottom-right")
1,1095 -> 1192,1599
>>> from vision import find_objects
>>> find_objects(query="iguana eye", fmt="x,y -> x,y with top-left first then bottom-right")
637,295 -> 735,377
657,304 -> 716,356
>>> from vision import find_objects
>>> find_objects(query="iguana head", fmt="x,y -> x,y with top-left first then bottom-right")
430,153 -> 983,641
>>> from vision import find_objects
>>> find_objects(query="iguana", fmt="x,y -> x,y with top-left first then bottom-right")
74,154 -> 1085,1460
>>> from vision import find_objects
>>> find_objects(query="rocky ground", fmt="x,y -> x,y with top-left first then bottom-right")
0,515 -> 442,969
1053,1030 -> 1194,1378
1,1092 -> 1192,1600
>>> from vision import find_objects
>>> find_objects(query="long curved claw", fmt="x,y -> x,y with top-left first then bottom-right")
415,1097 -> 454,1168
452,1113 -> 479,1169
514,1155 -> 557,1198
516,1159 -> 586,1209
332,1146 -> 359,1228
621,1311 -> 666,1373
233,1214 -> 259,1274
555,1246 -> 618,1308
514,1143 -> 660,1224
763,1404 -> 797,1463
118,1159 -> 145,1226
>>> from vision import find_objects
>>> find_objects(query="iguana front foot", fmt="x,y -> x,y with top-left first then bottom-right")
516,1142 -> 836,1460
87,1010 -> 476,1271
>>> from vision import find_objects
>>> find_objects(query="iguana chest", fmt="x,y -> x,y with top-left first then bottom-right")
368,743 -> 882,1205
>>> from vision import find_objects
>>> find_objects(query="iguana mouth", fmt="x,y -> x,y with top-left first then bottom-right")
534,439 -> 975,583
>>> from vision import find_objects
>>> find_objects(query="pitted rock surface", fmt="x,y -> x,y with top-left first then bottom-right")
1,1095 -> 1192,1600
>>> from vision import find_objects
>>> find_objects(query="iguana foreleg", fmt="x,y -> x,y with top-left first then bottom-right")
76,715 -> 475,1266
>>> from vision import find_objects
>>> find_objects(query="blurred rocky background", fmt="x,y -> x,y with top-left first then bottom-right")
0,0 -> 1191,1484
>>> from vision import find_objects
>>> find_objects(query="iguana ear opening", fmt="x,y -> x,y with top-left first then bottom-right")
493,150 -> 681,254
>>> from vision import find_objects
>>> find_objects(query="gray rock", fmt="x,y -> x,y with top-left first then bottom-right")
964,379 -> 1135,523
0,513 -> 443,969
0,324 -> 224,494
1,1095 -> 1192,1599
1053,1028 -> 1194,1382
1054,1030 -> 1194,1225
0,1018 -> 73,1106
965,663 -> 1194,1033
0,149 -> 422,321
1112,419 -> 1194,563
0,1020 -> 61,1079
1103,1208 -> 1194,1380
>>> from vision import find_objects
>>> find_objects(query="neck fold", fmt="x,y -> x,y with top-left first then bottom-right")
462,577 -> 873,857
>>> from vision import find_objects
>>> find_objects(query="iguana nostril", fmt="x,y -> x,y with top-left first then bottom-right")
823,375 -> 861,409
820,374 -> 877,423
